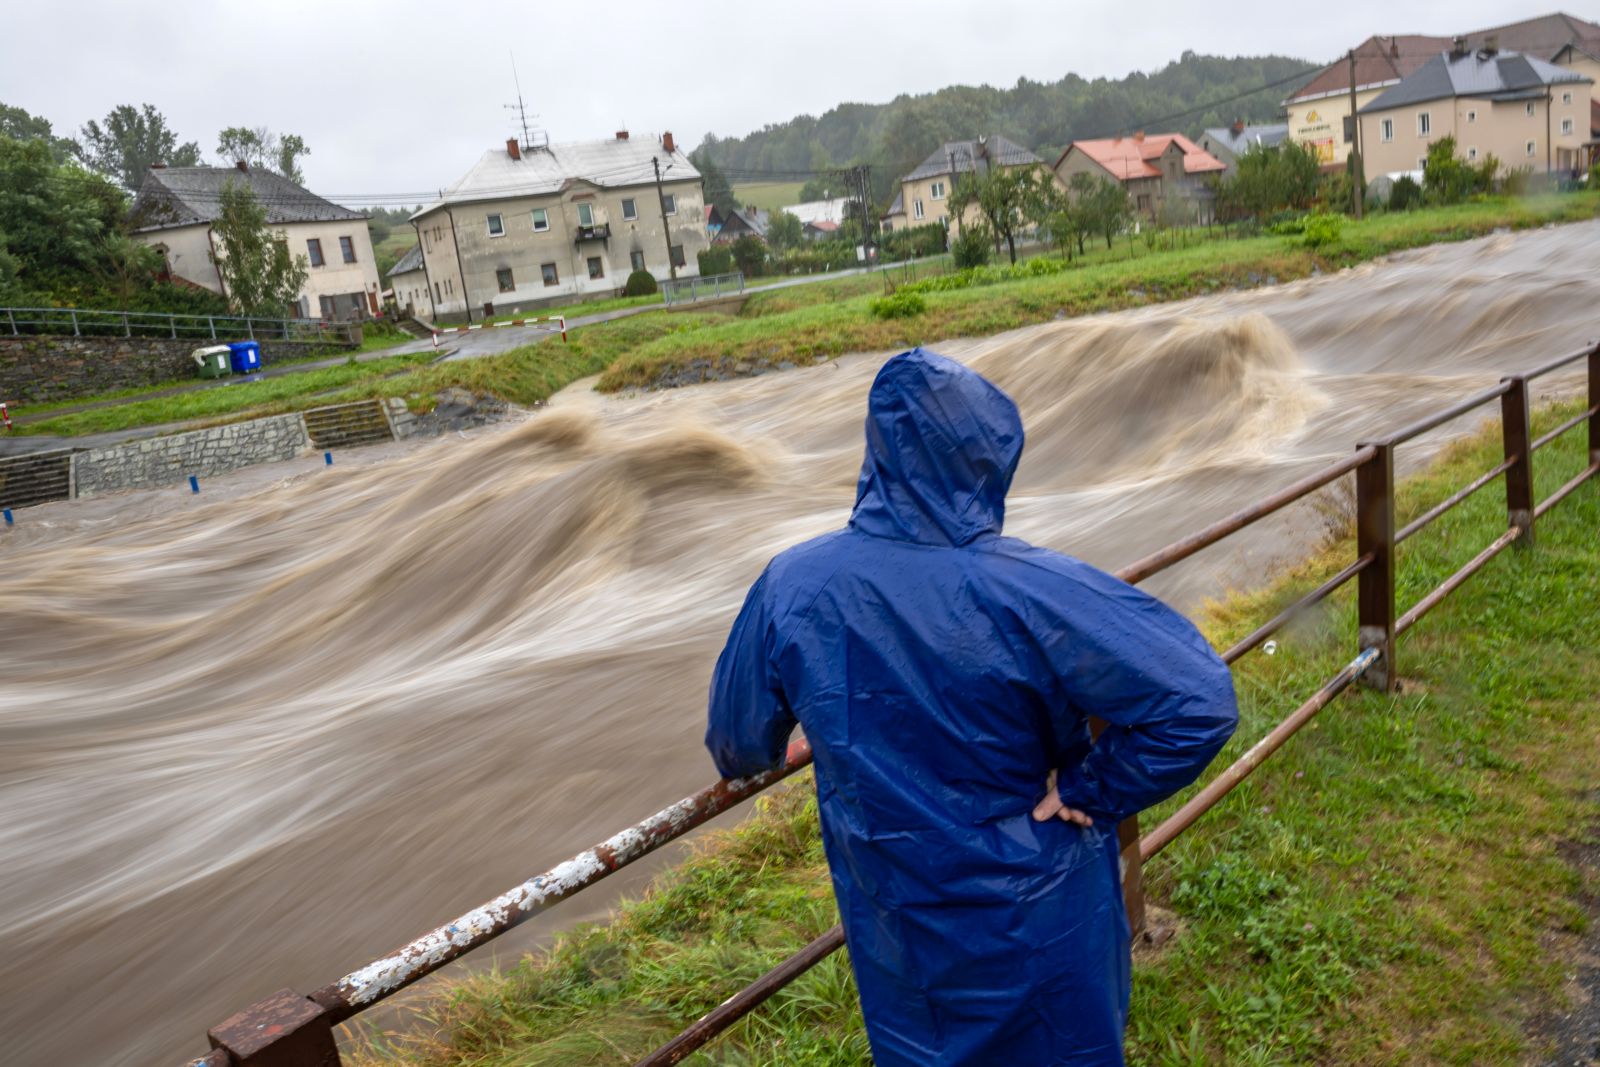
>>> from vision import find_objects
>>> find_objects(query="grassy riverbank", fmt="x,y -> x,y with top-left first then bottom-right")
346,404 -> 1600,1066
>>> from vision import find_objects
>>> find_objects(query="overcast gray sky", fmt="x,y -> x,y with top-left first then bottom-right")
3,0 -> 1591,201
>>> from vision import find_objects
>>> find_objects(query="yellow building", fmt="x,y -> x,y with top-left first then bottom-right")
881,135 -> 1047,235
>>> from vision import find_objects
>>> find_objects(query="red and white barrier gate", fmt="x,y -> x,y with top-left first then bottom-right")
431,315 -> 567,348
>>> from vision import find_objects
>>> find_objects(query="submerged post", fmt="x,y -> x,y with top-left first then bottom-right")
1354,442 -> 1396,690
1501,375 -> 1535,546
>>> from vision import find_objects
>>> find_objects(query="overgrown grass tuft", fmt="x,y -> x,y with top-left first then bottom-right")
348,401 -> 1600,1066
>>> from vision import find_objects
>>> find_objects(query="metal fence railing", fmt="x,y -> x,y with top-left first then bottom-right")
660,272 -> 745,306
180,340 -> 1600,1067
1,306 -> 361,344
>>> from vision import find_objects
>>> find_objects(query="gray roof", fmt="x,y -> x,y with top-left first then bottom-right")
883,188 -> 904,217
416,136 -> 700,218
1202,124 -> 1289,156
1361,49 -> 1589,113
130,165 -> 364,232
723,207 -> 769,236
902,135 -> 1041,182
388,244 -> 424,278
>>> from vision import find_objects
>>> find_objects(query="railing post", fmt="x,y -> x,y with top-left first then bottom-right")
1588,343 -> 1599,471
1118,815 -> 1147,937
1355,441 -> 1397,691
6,309 -> 15,335
70,309 -> 79,337
1501,375 -> 1535,546
170,312 -> 177,339
205,988 -> 341,1067
208,316 -> 216,340
247,317 -> 256,339
123,312 -> 131,338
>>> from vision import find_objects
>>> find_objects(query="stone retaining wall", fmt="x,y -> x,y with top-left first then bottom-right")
72,414 -> 310,497
0,334 -> 354,405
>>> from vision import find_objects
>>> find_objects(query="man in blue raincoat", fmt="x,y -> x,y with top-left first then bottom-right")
706,348 -> 1238,1066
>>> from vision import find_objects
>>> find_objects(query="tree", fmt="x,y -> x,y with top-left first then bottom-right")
951,164 -> 1050,264
211,179 -> 308,315
0,102 -> 79,163
766,209 -> 803,251
730,234 -> 766,277
1422,136 -> 1496,204
1065,173 -> 1131,250
688,146 -> 738,216
1062,172 -> 1102,255
0,134 -> 123,300
216,126 -> 311,183
798,177 -> 834,202
1215,140 -> 1320,220
78,104 -> 202,189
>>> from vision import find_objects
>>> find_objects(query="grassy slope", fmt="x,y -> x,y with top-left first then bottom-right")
348,406 -> 1600,1066
733,182 -> 807,211
596,194 -> 1600,390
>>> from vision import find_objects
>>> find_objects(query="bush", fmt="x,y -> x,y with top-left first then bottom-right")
1590,158 -> 1600,188
951,226 -> 992,269
881,222 -> 947,260
869,291 -> 926,319
1300,212 -> 1344,248
1389,175 -> 1422,211
730,235 -> 767,278
697,246 -> 733,276
622,270 -> 658,297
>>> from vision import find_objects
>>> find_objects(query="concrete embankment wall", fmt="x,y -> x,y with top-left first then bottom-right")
0,334 -> 357,405
72,414 -> 313,497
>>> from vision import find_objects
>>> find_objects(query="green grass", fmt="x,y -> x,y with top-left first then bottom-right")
346,401 -> 1600,1066
732,182 -> 806,211
596,194 -> 1600,391
480,292 -> 664,327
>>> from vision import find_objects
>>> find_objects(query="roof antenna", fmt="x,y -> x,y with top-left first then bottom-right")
504,52 -> 538,150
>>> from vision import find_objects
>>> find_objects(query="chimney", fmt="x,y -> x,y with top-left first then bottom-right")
1451,35 -> 1468,58
1482,34 -> 1498,56
1389,38 -> 1399,59
1231,118 -> 1245,136
506,138 -> 521,161
150,161 -> 167,169
662,131 -> 675,153
616,129 -> 629,140
1134,130 -> 1145,142
235,160 -> 248,173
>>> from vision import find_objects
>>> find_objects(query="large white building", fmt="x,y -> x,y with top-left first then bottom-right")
410,132 -> 709,322
129,163 -> 380,320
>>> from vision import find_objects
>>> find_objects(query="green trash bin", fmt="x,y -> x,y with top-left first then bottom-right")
193,345 -> 232,379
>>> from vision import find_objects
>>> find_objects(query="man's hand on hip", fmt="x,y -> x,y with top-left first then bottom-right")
1032,769 -> 1094,828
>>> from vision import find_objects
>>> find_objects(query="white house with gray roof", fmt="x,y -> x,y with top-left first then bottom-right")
129,162 -> 380,320
387,244 -> 431,320
880,135 -> 1048,234
411,132 -> 708,322
1198,122 -> 1290,175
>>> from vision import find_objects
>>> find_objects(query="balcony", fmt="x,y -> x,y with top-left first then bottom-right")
574,222 -> 611,243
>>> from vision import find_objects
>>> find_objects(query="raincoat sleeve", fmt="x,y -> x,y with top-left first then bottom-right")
705,572 -> 797,779
1042,563 -> 1238,825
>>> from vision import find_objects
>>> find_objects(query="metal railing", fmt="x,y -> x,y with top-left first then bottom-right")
180,340 -> 1600,1067
660,272 -> 745,306
2,306 -> 361,344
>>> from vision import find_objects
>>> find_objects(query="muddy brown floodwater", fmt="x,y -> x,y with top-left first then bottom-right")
1,223 -> 1596,1067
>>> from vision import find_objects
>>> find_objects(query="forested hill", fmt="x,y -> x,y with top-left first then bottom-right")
696,51 -> 1317,181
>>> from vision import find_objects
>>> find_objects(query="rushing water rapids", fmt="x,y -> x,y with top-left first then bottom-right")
1,222 -> 1596,1066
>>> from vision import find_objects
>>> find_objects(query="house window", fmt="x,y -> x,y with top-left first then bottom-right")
1381,118 -> 1394,142
913,198 -> 925,220
339,236 -> 356,263
531,208 -> 549,232
541,262 -> 559,286
433,282 -> 441,303
1417,112 -> 1430,136
1467,147 -> 1478,160
306,238 -> 324,267
587,256 -> 604,279
1418,158 -> 1428,169
622,198 -> 637,221
423,230 -> 431,251
630,250 -> 645,272
1562,118 -> 1574,135
930,180 -> 946,200
1527,140 -> 1537,157
1526,102 -> 1536,117
669,244 -> 685,268
1563,91 -> 1574,105
577,202 -> 595,227
496,268 -> 514,293
1466,109 -> 1476,123
661,193 -> 677,215
486,213 -> 504,237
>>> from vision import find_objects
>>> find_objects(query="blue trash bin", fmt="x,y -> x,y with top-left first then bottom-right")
227,340 -> 261,374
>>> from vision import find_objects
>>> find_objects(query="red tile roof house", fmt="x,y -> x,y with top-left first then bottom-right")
1052,133 -> 1227,222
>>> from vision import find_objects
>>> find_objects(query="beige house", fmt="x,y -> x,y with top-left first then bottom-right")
1054,134 -> 1225,222
1358,46 -> 1593,177
1284,13 -> 1600,168
387,245 -> 431,320
881,135 -> 1047,235
129,163 -> 381,320
411,132 -> 708,322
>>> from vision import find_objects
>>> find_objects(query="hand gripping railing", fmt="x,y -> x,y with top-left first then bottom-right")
182,340 -> 1600,1067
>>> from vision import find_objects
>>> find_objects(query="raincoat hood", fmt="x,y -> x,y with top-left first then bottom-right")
850,348 -> 1024,547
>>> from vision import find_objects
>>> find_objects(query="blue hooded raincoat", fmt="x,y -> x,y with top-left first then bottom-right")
706,348 -> 1238,1066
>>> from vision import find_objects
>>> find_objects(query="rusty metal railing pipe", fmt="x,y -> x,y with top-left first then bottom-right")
1384,381 -> 1512,446
1137,646 -> 1380,862
1521,342 -> 1597,382
1531,404 -> 1600,453
632,925 -> 848,1067
1395,456 -> 1516,544
1533,463 -> 1599,520
308,739 -> 815,1020
1220,554 -> 1372,665
1116,447 -> 1376,586
1395,526 -> 1521,636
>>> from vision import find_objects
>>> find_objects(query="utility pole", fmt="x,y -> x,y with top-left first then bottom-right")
653,156 -> 677,281
948,151 -> 963,237
1348,49 -> 1364,220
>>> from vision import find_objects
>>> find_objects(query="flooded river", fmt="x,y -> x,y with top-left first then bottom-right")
1,222 -> 1595,1066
